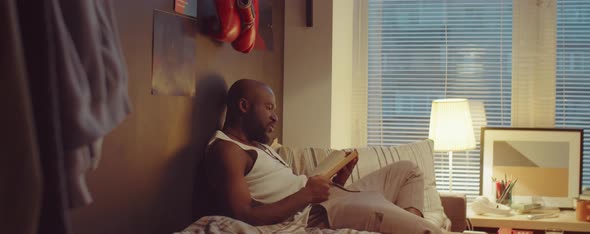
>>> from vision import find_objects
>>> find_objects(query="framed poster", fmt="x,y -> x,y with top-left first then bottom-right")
151,10 -> 198,96
174,0 -> 197,18
481,127 -> 583,208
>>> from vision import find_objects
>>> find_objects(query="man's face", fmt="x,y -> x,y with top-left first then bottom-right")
243,88 -> 278,144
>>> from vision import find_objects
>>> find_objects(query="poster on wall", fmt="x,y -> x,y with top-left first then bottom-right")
174,0 -> 197,18
197,0 -> 273,50
151,10 -> 198,96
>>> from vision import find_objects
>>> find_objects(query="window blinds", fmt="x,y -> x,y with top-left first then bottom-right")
367,0 -> 512,198
556,0 -> 590,188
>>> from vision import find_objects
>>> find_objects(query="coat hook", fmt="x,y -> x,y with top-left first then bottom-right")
306,0 -> 313,27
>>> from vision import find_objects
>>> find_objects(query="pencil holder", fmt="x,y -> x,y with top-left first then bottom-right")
497,189 -> 512,206
492,182 -> 513,206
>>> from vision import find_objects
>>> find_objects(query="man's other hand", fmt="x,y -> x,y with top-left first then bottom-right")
303,175 -> 330,204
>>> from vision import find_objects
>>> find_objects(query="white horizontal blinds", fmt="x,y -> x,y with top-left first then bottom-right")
367,0 -> 512,198
556,0 -> 590,188
511,1 -> 557,128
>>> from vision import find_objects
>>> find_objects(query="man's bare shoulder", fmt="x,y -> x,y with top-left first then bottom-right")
206,140 -> 253,175
206,140 -> 254,172
208,140 -> 246,159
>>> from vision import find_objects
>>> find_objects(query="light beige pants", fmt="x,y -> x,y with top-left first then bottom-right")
316,160 -> 442,234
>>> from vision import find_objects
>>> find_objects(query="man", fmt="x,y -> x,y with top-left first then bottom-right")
204,79 -> 442,233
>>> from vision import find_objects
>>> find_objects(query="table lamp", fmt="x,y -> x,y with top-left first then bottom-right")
428,99 -> 476,192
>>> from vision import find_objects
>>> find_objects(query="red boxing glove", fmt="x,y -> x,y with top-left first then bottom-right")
212,0 -> 241,43
231,0 -> 258,53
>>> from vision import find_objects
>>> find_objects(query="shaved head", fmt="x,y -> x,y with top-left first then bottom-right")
226,79 -> 274,116
224,79 -> 278,143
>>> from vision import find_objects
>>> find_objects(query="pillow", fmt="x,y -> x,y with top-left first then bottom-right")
270,137 -> 283,152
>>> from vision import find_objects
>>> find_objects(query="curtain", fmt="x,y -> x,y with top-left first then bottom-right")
364,0 -> 512,198
511,0 -> 557,128
556,0 -> 590,188
0,1 -> 42,233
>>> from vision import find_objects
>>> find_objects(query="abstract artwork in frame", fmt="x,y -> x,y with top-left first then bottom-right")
481,127 -> 583,208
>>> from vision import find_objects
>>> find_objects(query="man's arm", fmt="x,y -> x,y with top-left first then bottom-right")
206,141 -> 330,226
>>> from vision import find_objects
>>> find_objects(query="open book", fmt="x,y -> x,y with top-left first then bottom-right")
310,150 -> 359,179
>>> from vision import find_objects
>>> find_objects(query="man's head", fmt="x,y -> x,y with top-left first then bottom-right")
225,79 -> 278,143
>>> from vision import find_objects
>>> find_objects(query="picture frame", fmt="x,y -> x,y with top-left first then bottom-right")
481,127 -> 583,208
151,10 -> 198,96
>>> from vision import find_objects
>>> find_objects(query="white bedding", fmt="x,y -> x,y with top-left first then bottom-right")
175,215 -> 376,234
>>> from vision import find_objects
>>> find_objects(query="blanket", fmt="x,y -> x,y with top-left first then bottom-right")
175,216 -> 376,234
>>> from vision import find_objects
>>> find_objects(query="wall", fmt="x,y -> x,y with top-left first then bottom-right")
283,0 -> 333,148
70,1 -> 285,234
283,0 -> 355,149
331,0 -> 354,149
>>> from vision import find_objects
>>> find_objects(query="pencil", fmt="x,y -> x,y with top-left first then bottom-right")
498,178 -> 518,204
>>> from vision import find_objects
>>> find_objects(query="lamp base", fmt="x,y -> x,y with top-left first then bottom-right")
448,151 -> 453,192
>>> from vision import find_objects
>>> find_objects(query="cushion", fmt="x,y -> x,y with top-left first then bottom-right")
277,139 -> 451,230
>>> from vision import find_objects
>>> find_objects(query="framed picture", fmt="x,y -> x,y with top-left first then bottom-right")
151,10 -> 198,96
481,127 -> 583,208
174,0 -> 197,18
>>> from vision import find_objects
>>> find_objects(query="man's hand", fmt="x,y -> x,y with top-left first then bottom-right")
332,151 -> 359,186
302,175 -> 331,204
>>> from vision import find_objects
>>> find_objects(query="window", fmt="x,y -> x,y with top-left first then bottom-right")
367,0 -> 512,198
556,0 -> 590,188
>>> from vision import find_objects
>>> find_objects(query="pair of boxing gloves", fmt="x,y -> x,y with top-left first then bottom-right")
213,0 -> 258,53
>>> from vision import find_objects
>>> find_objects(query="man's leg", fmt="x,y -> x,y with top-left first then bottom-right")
348,160 -> 425,215
325,192 -> 441,234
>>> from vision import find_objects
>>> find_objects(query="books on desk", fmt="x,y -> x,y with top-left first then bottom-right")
511,203 -> 541,214
498,227 -> 533,234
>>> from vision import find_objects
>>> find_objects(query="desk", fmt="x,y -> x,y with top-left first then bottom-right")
467,207 -> 590,233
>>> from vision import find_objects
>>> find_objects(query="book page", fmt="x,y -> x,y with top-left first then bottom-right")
310,150 -> 358,179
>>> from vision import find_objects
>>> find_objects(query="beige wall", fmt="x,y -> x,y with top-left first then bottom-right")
331,0 -> 354,149
283,0 -> 355,149
283,0 -> 333,148
70,1 -> 285,234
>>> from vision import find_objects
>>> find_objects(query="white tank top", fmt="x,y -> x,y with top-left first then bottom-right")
208,131 -> 308,204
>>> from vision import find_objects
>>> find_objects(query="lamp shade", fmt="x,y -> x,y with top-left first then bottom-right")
429,99 -> 476,151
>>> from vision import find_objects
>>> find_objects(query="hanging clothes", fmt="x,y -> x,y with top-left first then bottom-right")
46,0 -> 131,208
4,0 -> 131,233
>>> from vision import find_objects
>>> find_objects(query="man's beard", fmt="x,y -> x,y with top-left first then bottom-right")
246,124 -> 269,144
244,116 -> 270,144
